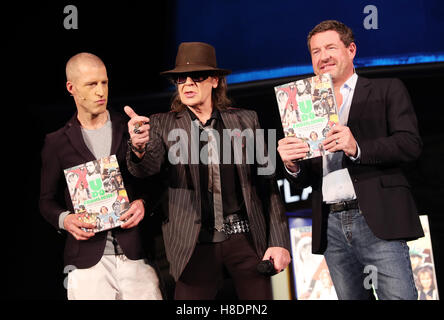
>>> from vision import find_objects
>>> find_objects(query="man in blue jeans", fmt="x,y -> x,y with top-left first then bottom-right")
277,20 -> 424,299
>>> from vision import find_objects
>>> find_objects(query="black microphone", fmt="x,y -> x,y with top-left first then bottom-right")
257,259 -> 277,276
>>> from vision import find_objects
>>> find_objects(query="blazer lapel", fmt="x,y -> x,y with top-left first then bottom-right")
220,109 -> 251,205
65,113 -> 96,162
220,109 -> 244,132
343,76 -> 371,168
220,110 -> 245,165
348,76 -> 371,127
109,111 -> 125,156
176,109 -> 201,193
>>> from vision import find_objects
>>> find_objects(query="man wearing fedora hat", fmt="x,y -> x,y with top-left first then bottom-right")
125,42 -> 291,299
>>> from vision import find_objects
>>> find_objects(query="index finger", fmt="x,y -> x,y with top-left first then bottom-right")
124,106 -> 150,122
78,227 -> 96,237
129,116 -> 150,126
118,207 -> 134,221
124,105 -> 138,118
76,220 -> 96,231
278,137 -> 303,145
326,124 -> 345,136
72,221 -> 95,238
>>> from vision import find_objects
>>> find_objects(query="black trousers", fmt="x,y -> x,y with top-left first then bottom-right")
174,233 -> 272,300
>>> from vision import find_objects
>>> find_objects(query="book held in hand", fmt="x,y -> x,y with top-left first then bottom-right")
274,73 -> 339,160
63,155 -> 130,232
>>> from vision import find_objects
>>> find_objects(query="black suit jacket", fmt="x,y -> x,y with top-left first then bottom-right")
286,77 -> 424,254
127,108 -> 290,281
40,110 -> 147,269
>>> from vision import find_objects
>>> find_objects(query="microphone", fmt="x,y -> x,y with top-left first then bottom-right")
257,259 -> 277,276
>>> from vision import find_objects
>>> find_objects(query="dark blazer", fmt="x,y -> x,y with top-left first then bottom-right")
286,77 -> 424,254
127,108 -> 290,281
40,110 -> 147,269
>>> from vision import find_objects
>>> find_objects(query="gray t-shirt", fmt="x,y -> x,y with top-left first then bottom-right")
81,116 -> 112,160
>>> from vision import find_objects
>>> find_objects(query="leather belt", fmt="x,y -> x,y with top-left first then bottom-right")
328,199 -> 359,213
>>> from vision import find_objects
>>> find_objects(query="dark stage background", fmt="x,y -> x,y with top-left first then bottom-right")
10,2 -> 444,300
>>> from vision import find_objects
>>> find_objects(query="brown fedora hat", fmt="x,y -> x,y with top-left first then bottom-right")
161,42 -> 231,76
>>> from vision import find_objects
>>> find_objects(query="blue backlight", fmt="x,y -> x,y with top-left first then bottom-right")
227,54 -> 444,84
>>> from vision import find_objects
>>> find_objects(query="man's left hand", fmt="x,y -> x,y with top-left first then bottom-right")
262,247 -> 291,273
323,124 -> 357,157
119,199 -> 145,229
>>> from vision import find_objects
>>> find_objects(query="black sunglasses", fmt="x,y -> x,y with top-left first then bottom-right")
174,73 -> 211,85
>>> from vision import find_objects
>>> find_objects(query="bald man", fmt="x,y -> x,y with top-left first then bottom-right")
39,53 -> 162,300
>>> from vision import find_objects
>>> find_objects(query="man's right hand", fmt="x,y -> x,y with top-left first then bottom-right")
277,137 -> 310,173
124,106 -> 150,157
63,214 -> 96,241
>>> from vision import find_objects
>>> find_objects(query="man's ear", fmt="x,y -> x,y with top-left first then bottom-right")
211,76 -> 219,89
66,81 -> 74,96
348,42 -> 357,60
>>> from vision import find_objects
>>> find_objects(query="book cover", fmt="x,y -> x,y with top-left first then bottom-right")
63,155 -> 130,232
274,73 -> 339,160
407,215 -> 440,300
288,216 -> 337,300
288,214 -> 439,300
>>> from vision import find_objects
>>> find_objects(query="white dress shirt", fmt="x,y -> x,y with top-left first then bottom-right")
322,73 -> 359,203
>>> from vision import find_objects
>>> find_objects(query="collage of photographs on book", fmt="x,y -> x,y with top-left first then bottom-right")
275,74 -> 339,160
64,155 -> 130,233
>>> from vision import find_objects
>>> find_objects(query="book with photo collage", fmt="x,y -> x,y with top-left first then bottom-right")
274,73 -> 340,160
63,154 -> 130,232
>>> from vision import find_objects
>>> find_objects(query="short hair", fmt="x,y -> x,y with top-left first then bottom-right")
307,20 -> 355,52
66,52 -> 105,82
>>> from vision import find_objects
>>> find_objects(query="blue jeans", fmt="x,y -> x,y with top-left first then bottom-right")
324,208 -> 417,300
